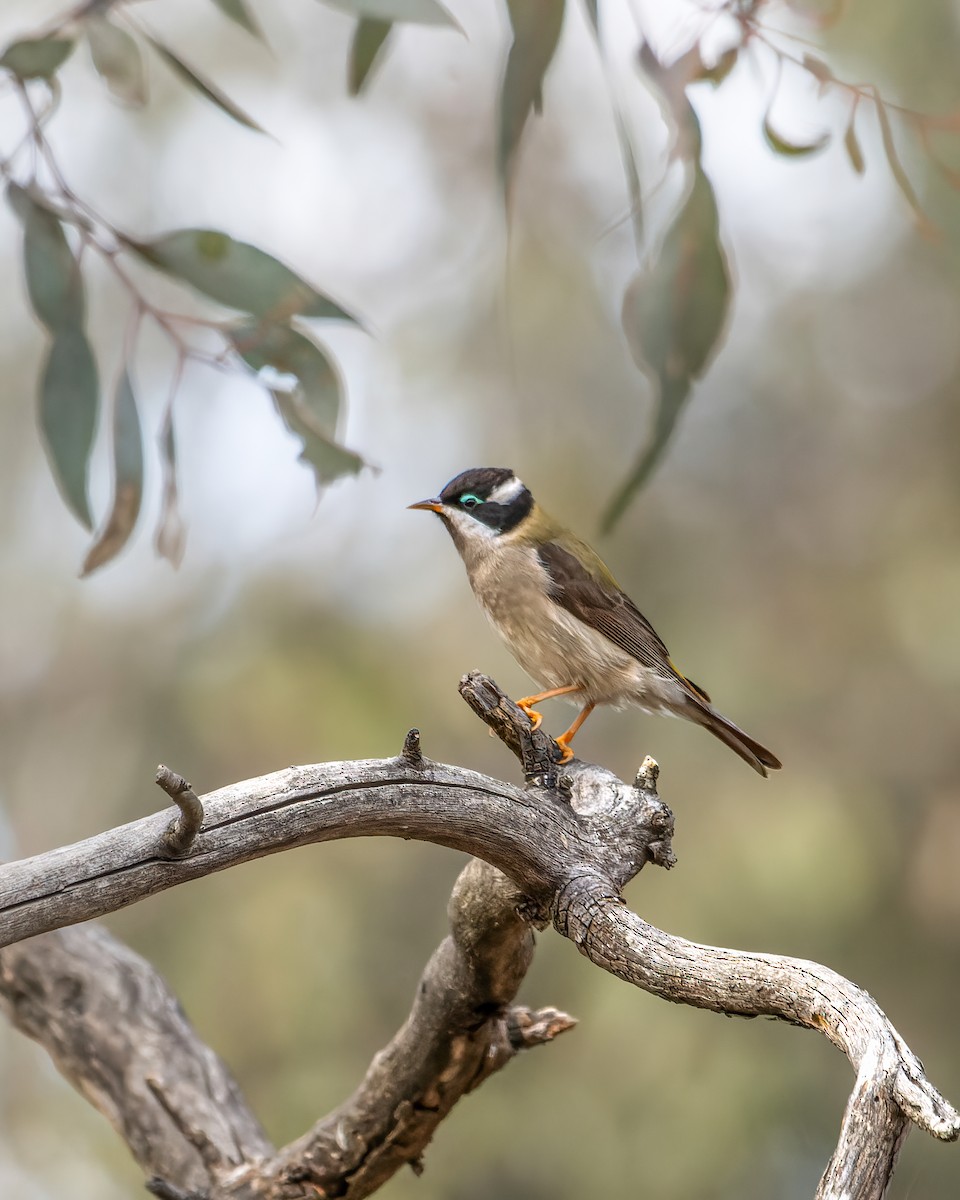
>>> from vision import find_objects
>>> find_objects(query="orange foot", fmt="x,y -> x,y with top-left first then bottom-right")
554,737 -> 576,764
516,685 -> 583,734
516,699 -> 544,731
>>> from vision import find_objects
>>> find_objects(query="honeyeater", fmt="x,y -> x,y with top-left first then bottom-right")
410,466 -> 781,776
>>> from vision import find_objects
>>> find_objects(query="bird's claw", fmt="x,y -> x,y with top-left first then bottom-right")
555,738 -> 575,764
517,703 -> 543,731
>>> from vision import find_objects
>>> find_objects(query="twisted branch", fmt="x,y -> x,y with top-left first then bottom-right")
0,673 -> 955,1200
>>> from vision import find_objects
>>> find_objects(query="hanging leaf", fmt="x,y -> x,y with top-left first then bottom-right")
843,111 -> 865,175
498,0 -> 566,179
320,0 -> 456,26
348,18 -> 393,94
144,34 -> 265,133
762,114 -> 830,158
699,45 -> 739,88
209,0 -> 266,40
604,168 -> 730,530
155,400 -> 186,567
39,327 -> 100,530
128,229 -> 360,323
873,91 -> 936,238
85,15 -> 147,107
603,43 -> 732,531
271,391 -> 365,486
8,183 -> 85,332
801,53 -> 834,86
0,37 -> 75,80
82,369 -> 144,575
229,321 -> 365,486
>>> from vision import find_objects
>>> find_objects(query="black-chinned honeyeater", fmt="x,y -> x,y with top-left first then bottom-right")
409,467 -> 781,776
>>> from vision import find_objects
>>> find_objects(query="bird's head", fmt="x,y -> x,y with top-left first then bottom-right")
409,467 -> 534,552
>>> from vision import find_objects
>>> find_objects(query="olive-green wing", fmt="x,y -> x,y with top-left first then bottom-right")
536,539 -> 711,701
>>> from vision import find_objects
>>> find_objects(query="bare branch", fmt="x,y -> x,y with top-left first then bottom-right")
258,859 -> 573,1199
0,674 -> 955,1200
0,858 -> 573,1200
156,763 -> 204,856
0,923 -> 271,1193
554,889 -> 959,1198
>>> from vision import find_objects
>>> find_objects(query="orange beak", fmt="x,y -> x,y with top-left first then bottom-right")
408,499 -> 443,513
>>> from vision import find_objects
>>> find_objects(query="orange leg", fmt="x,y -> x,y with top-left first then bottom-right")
516,684 -> 583,731
555,703 -> 596,764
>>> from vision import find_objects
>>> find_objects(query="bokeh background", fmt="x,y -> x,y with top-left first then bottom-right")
1,0 -> 959,1196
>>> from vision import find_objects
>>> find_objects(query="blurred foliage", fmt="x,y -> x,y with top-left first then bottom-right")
4,0 -> 960,571
1,0 -> 960,1197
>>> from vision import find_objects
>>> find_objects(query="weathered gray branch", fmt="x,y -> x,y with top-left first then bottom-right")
0,672 -> 956,1200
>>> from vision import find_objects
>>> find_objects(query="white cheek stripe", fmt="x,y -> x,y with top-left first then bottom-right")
487,476 -> 525,504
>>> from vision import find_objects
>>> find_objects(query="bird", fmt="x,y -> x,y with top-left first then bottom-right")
409,466 -> 781,776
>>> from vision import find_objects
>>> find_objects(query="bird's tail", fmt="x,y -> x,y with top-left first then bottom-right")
685,698 -> 782,778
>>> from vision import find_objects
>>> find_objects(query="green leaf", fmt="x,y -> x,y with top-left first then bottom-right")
603,43 -> 732,529
144,34 -> 265,133
320,0 -> 456,26
155,400 -> 186,566
498,0 -> 566,179
229,321 -> 365,486
128,229 -> 359,323
82,369 -> 144,575
0,37 -> 74,80
85,15 -> 147,107
843,111 -> 865,175
8,183 -> 85,331
209,0 -> 266,39
348,18 -> 393,93
604,165 -> 730,531
39,327 -> 100,530
762,114 -> 830,158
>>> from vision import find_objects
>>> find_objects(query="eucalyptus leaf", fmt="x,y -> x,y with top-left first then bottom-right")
230,321 -> 365,487
603,46 -> 732,530
144,34 -> 265,133
349,18 -> 393,94
40,327 -> 100,530
873,92 -> 934,237
802,53 -> 834,85
0,37 -> 74,80
230,320 -> 340,434
82,369 -> 144,576
129,229 -> 359,323
498,0 -> 566,179
843,113 -> 865,175
85,15 -> 147,107
700,46 -> 738,88
320,0 -> 456,27
209,0 -> 265,39
272,390 -> 365,486
762,115 -> 830,158
605,166 -> 730,530
8,183 -> 85,331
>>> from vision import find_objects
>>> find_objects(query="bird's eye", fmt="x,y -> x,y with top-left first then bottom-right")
459,493 -> 482,509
